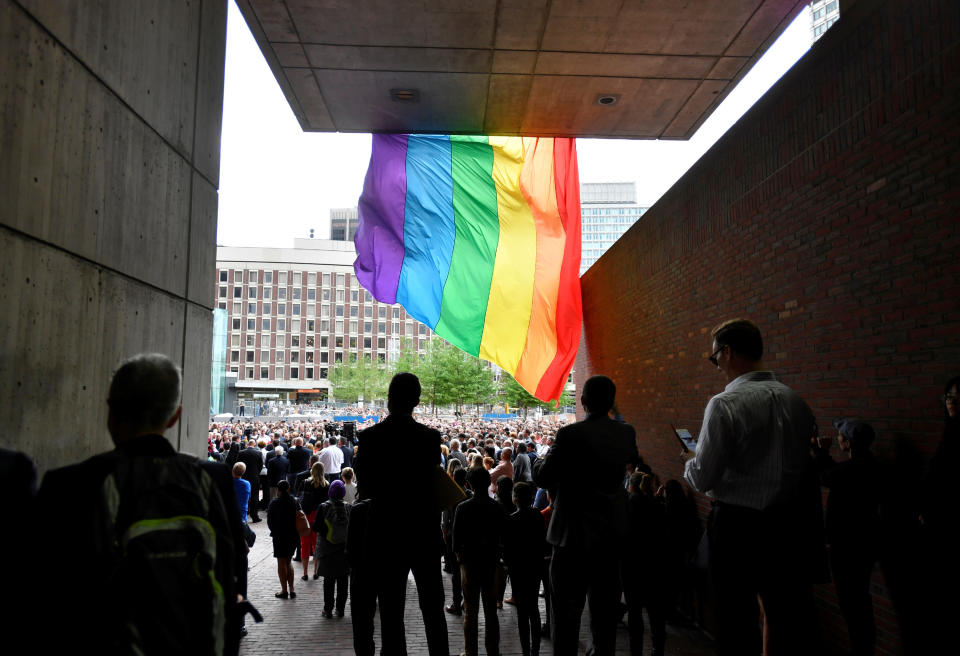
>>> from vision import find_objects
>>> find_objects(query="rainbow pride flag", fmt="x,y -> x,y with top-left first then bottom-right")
353,135 -> 582,403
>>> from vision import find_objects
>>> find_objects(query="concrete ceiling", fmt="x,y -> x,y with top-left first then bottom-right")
236,0 -> 805,139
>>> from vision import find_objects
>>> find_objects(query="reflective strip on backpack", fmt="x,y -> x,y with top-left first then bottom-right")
122,516 -> 225,656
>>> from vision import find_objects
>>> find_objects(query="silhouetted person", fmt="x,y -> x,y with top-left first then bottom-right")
813,419 -> 883,656
622,472 -> 668,656
36,353 -> 245,655
684,319 -> 822,656
237,439 -> 264,522
504,482 -> 547,656
352,372 -> 449,656
533,375 -> 639,656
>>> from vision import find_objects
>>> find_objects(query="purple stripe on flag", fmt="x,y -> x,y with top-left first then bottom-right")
354,134 -> 409,304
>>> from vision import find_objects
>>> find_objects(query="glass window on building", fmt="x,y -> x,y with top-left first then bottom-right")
335,336 -> 344,348
261,350 -> 269,362
307,289 -> 316,301
351,290 -> 359,302
290,352 -> 299,363
262,303 -> 271,314
231,334 -> 240,347
306,335 -> 315,347
247,319 -> 256,331
322,273 -> 330,287
307,272 -> 317,285
293,288 -> 301,300
293,272 -> 302,286
320,367 -> 328,379
335,320 -> 343,333
350,306 -> 358,317
364,321 -> 372,333
263,288 -> 271,300
321,336 -> 328,348
234,269 -> 243,282
260,367 -> 269,379
220,270 -> 228,283
378,306 -> 387,318
365,291 -> 372,303
291,335 -> 300,348
279,272 -> 287,285
246,367 -> 254,379
263,271 -> 272,284
307,319 -> 315,332
232,318 -> 241,330
336,290 -> 344,302
246,334 -> 255,347
278,304 -> 286,315
275,367 -> 284,379
321,320 -> 329,332
276,335 -> 284,348
219,286 -> 227,298
363,337 -> 372,349
392,308 -> 400,319
321,352 -> 328,363
247,303 -> 256,315
349,336 -> 357,349
336,274 -> 344,287
278,288 -> 287,300
350,320 -> 358,333
277,318 -> 286,331
234,287 -> 242,298
262,318 -> 271,331
336,305 -> 344,317
293,304 -> 301,316
419,324 -> 426,335
231,350 -> 239,363
378,322 -> 385,333
322,289 -> 330,301
321,305 -> 330,318
364,306 -> 372,318
245,351 -> 254,363
249,271 -> 257,283
306,352 -> 314,363
292,319 -> 300,333
307,304 -> 315,317
290,367 -> 299,379
377,337 -> 386,349
276,352 -> 284,363
392,322 -> 399,333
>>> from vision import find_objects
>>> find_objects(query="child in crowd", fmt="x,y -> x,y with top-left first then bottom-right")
313,479 -> 351,618
340,467 -> 358,503
504,482 -> 547,656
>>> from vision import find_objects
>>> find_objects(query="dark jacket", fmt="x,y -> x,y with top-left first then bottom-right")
237,447 -> 263,483
286,446 -> 312,476
533,413 -> 638,550
266,454 -> 290,487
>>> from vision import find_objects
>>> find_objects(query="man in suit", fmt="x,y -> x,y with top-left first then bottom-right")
266,446 -> 290,502
286,437 -> 312,487
352,373 -> 448,656
237,439 -> 265,522
533,375 -> 639,656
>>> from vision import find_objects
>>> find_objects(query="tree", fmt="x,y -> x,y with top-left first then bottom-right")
416,338 -> 456,414
329,355 -> 389,405
502,372 -> 541,417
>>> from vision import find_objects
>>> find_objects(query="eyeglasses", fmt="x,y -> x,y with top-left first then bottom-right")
708,344 -> 727,367
943,394 -> 959,403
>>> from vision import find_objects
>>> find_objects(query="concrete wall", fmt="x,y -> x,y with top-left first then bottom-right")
0,0 -> 227,473
575,0 -> 959,653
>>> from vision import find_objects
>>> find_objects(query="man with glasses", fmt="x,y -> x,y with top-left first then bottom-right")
684,319 -> 822,656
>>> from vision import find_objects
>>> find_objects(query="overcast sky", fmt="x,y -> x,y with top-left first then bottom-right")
217,2 -> 813,248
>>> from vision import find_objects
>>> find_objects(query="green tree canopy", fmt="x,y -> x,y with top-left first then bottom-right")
329,355 -> 388,404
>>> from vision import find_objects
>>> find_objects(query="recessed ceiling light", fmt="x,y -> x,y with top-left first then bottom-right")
391,88 -> 420,102
595,94 -> 620,106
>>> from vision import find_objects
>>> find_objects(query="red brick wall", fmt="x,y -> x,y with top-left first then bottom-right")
575,1 -> 960,653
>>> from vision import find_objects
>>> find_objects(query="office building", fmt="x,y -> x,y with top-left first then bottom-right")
580,182 -> 648,275
215,239 -> 432,403
811,0 -> 840,41
330,207 -> 359,241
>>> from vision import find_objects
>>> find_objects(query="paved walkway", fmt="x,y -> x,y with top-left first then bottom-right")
239,519 -> 715,655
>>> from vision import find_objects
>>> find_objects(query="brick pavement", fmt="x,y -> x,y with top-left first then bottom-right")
239,520 -> 714,655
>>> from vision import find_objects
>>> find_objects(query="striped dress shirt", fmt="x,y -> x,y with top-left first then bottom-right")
684,371 -> 815,511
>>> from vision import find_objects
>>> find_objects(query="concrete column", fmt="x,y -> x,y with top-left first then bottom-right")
0,0 -> 227,473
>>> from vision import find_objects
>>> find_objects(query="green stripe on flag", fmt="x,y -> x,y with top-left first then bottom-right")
435,136 -> 499,356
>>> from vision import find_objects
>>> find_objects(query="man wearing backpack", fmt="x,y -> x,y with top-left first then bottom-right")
36,353 -> 247,655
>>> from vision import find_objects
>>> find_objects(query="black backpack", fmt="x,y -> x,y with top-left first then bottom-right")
98,452 -> 238,655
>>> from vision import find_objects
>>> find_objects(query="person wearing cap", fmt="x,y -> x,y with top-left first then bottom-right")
683,319 -> 822,656
812,418 -> 883,656
313,479 -> 351,618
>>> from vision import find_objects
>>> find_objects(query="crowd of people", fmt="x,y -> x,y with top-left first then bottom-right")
4,317 -> 955,656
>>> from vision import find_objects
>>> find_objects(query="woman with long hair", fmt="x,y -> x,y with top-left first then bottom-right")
301,461 -> 329,580
267,479 -> 301,599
